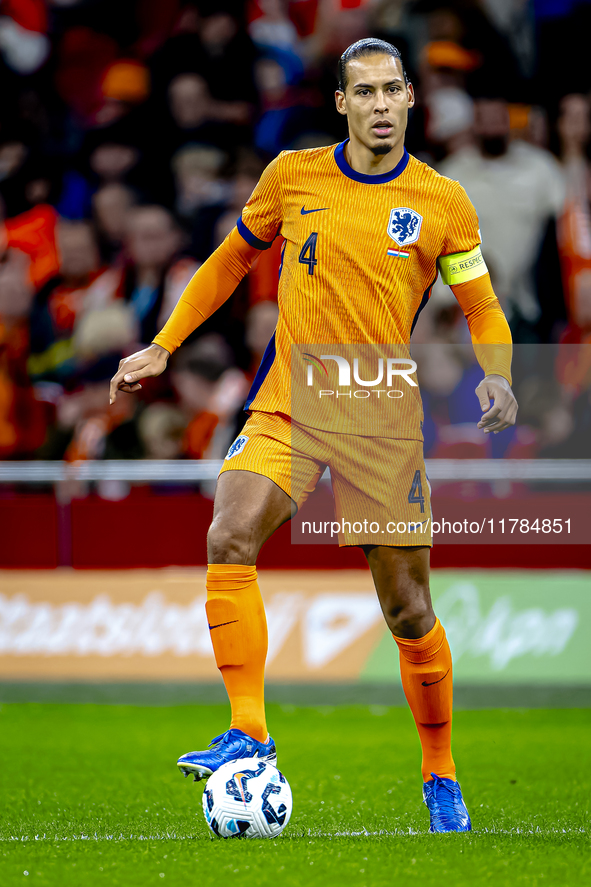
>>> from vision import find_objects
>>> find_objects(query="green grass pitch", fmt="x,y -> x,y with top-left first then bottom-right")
1,702 -> 589,886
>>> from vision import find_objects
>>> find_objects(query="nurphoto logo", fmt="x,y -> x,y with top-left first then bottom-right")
302,353 -> 417,399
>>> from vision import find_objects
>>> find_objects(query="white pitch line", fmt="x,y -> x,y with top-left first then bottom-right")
1,826 -> 587,843
304,827 -> 588,838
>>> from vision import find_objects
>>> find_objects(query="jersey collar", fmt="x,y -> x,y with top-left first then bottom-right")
334,140 -> 409,184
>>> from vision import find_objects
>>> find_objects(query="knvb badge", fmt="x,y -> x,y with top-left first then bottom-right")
225,435 -> 249,459
387,207 -> 423,258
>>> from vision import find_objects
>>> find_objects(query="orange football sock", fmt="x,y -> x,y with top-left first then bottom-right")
394,618 -> 455,782
206,564 -> 268,743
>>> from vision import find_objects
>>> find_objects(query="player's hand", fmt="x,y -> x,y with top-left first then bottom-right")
475,374 -> 518,434
109,343 -> 170,404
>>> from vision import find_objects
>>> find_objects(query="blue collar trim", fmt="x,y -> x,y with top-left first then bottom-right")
334,140 -> 409,184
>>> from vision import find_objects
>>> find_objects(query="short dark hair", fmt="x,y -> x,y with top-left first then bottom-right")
338,38 -> 409,92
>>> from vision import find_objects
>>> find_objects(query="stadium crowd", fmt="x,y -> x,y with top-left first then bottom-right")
0,0 -> 590,468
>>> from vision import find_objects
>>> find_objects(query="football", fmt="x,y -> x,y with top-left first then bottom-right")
202,758 -> 292,839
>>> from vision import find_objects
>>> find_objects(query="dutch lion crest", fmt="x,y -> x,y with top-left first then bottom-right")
387,207 -> 423,247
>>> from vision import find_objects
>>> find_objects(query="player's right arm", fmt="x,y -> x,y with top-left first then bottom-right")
110,156 -> 284,404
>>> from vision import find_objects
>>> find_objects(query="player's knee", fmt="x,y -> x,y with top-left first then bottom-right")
388,597 -> 434,638
207,519 -> 256,564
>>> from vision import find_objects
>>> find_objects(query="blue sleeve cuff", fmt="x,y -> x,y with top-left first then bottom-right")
237,217 -> 275,250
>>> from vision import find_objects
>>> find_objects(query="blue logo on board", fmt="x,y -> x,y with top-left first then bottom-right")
388,207 -> 423,247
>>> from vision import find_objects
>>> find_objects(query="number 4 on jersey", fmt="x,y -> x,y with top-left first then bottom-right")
299,232 -> 318,275
408,470 -> 425,513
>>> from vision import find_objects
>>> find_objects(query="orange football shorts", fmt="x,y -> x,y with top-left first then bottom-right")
218,410 -> 432,547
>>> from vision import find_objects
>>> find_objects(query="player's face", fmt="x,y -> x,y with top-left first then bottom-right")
335,54 -> 414,156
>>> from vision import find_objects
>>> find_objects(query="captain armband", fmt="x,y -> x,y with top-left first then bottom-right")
438,245 -> 488,286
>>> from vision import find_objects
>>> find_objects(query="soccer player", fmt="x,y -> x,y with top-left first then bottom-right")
110,39 -> 517,833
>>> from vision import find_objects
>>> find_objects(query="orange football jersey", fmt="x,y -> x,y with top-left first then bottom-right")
239,141 -> 481,435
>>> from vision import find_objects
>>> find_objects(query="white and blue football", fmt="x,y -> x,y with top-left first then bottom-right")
202,757 -> 292,839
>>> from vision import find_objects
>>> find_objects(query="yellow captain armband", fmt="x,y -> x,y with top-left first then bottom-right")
438,245 -> 488,286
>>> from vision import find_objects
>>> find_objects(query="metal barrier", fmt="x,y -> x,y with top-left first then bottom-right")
0,459 -> 590,483
1,459 -> 588,566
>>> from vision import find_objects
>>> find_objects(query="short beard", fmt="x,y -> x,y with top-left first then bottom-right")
370,145 -> 392,156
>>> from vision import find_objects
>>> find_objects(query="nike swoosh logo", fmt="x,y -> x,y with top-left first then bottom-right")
301,206 -> 330,215
208,620 -> 239,630
422,668 -> 450,687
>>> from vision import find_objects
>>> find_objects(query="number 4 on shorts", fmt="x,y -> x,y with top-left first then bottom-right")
408,470 -> 425,513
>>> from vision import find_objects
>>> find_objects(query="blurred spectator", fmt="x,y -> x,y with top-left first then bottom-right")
253,56 -> 318,154
558,94 -> 591,201
39,302 -> 139,463
556,94 -> 591,338
28,220 -> 119,386
92,183 -> 137,264
249,0 -> 305,84
198,8 -> 257,117
151,4 -> 257,107
518,373 -> 576,456
249,1 -> 301,53
418,40 -> 482,98
117,205 -> 198,344
535,0 -> 591,102
171,356 -> 221,460
413,0 -> 524,99
0,0 -> 50,75
311,0 -> 372,60
172,145 -> 228,223
73,301 -> 138,375
137,403 -> 186,460
168,73 -> 214,133
0,135 -> 30,213
55,376 -> 136,462
0,241 -> 34,320
0,131 -> 60,218
2,199 -> 60,291
165,73 -> 251,155
143,72 -> 249,205
97,59 -> 151,128
440,97 -> 565,340
57,300 -> 140,466
89,139 -> 140,188
0,243 -> 47,457
210,152 -> 265,247
189,149 -> 265,263
171,334 -> 248,459
424,86 -> 475,161
54,26 -> 119,126
479,0 -> 535,80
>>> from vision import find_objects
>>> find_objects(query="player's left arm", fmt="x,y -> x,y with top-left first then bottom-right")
439,248 -> 518,434
439,183 -> 518,434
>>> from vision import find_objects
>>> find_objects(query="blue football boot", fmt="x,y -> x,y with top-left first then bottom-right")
423,773 -> 472,833
177,728 -> 277,782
